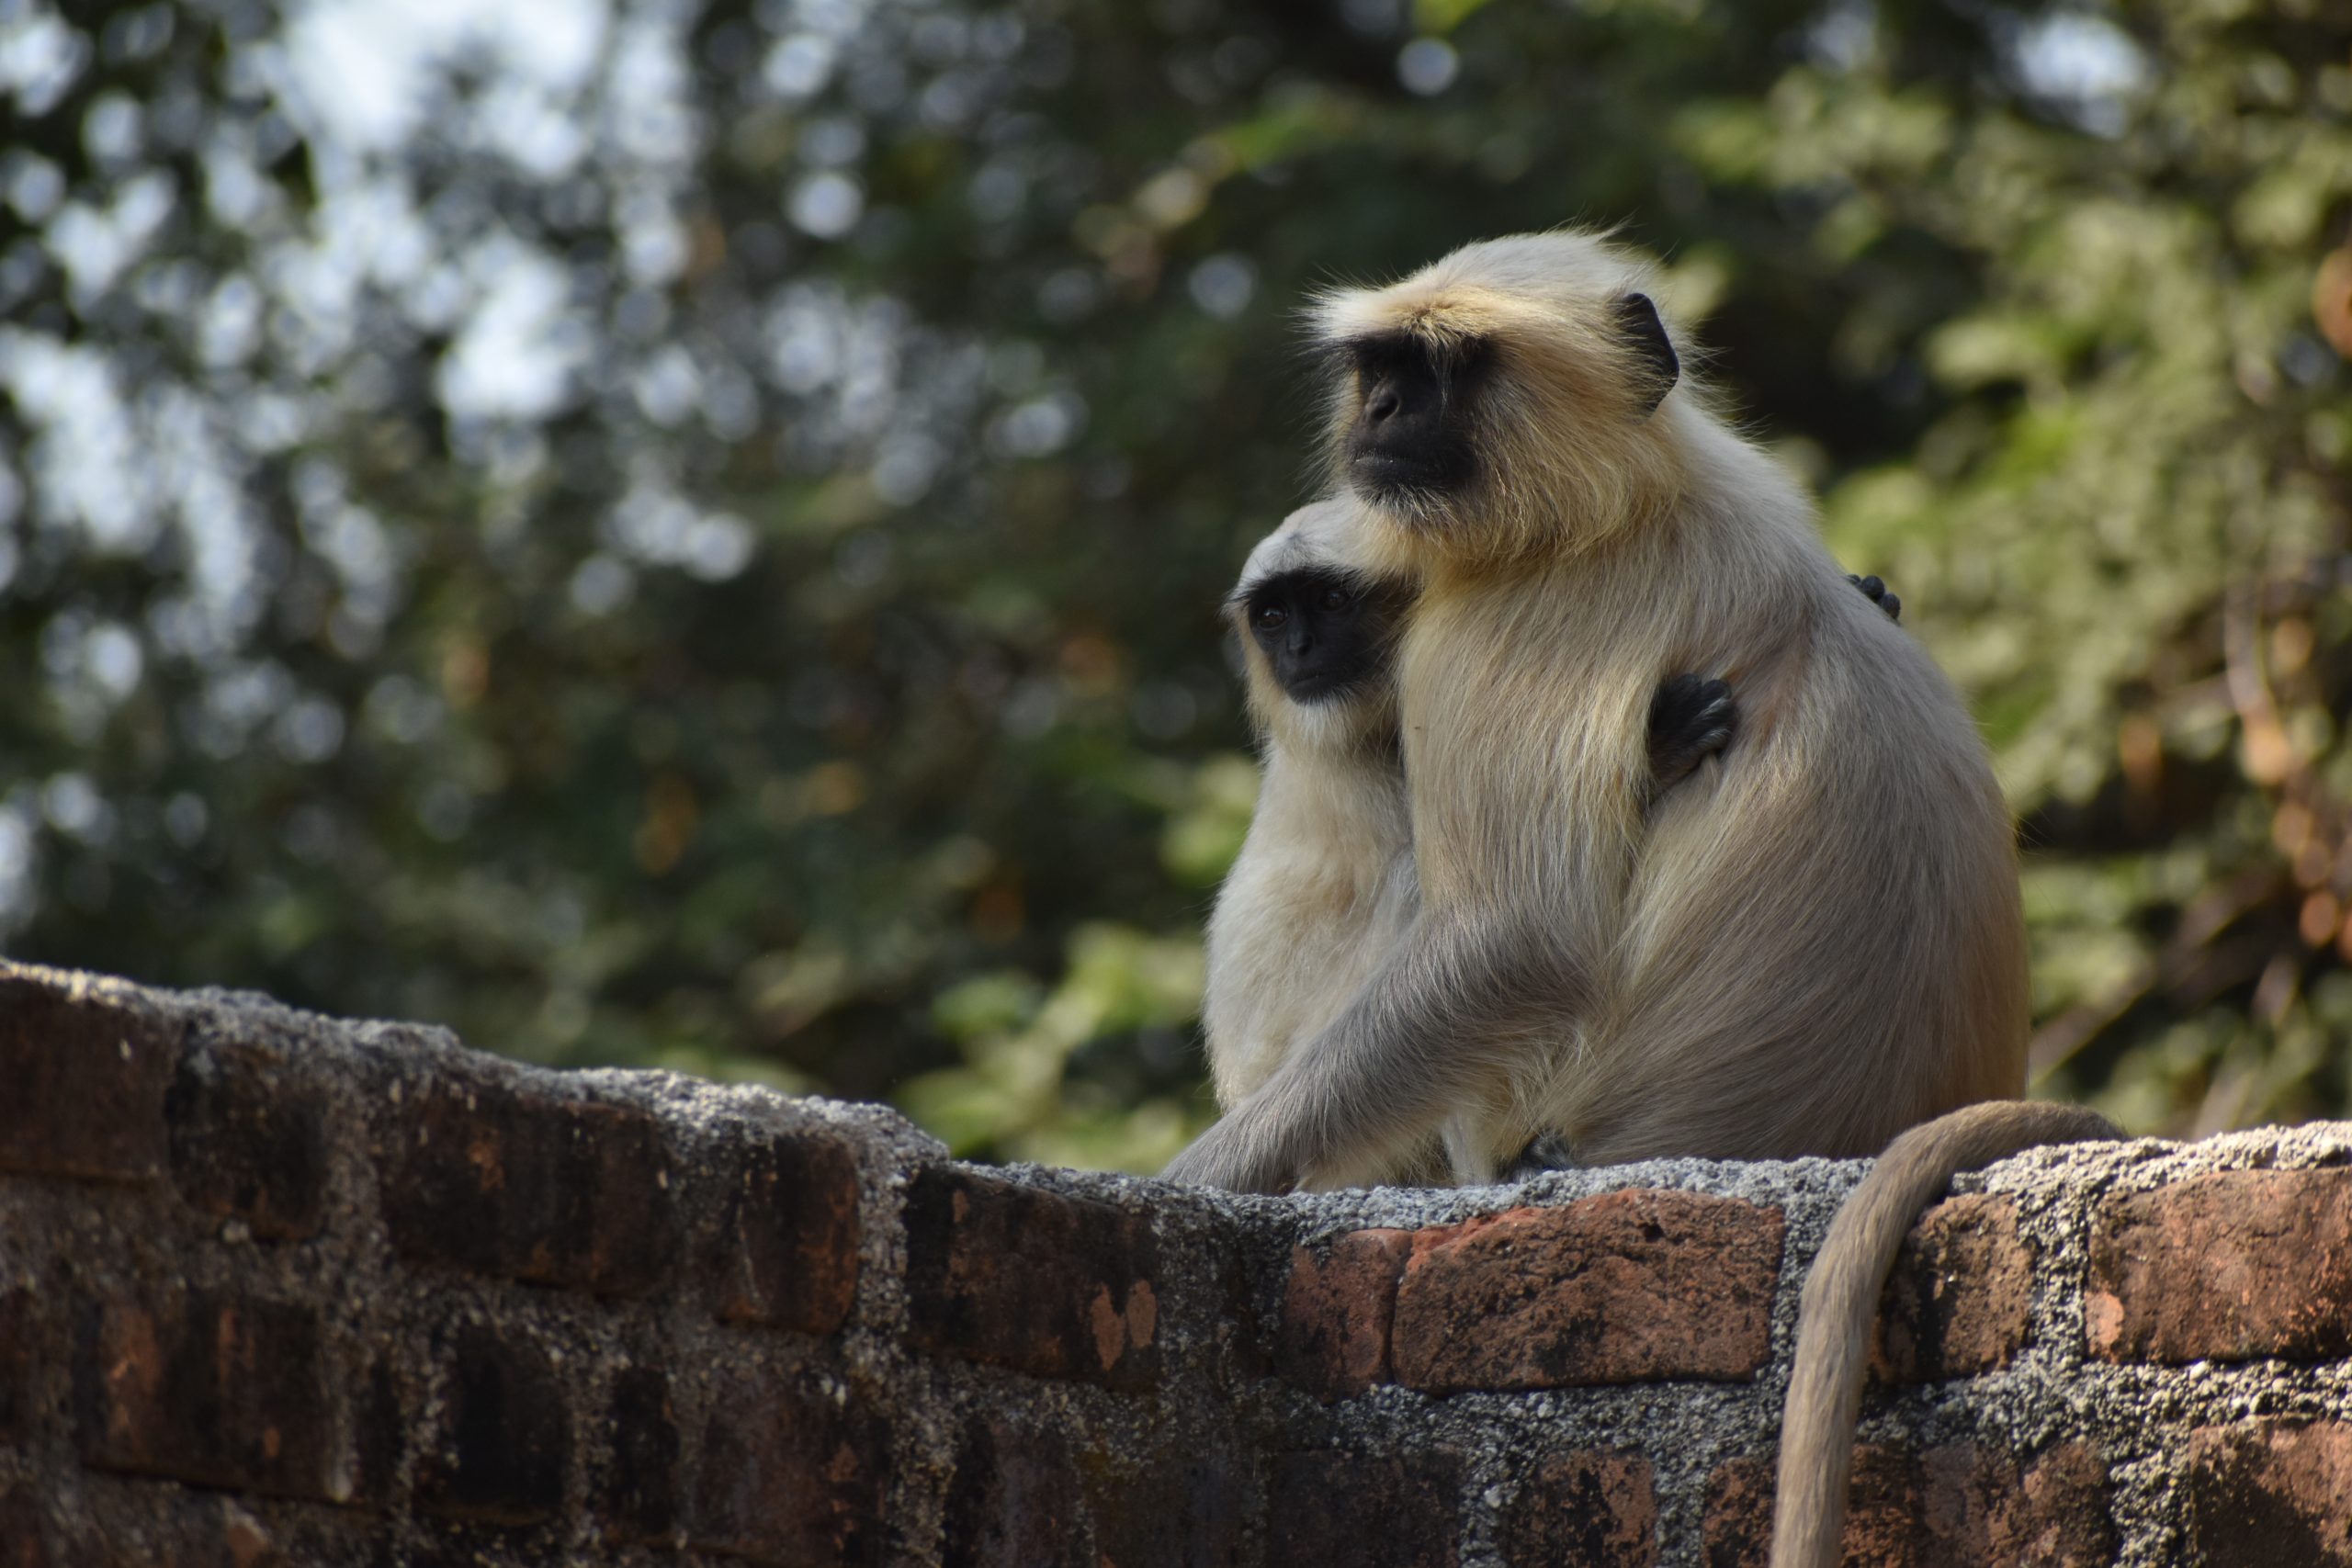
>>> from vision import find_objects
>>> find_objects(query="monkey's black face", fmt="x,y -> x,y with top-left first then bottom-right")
1241,566 -> 1397,705
1342,333 -> 1486,502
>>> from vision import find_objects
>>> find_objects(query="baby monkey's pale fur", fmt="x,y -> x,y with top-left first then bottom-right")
1202,499 -> 1430,1190
1165,231 -> 2116,1566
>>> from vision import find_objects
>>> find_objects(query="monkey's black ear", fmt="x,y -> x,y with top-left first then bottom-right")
1611,292 -> 1679,414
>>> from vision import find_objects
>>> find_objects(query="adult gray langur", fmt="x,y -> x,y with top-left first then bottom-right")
1161,231 -> 2117,1565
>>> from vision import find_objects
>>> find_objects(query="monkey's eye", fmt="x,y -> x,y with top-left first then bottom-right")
1318,586 -> 1353,613
1253,604 -> 1288,631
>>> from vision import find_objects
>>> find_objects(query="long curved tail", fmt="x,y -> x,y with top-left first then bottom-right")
1769,1100 -> 2122,1568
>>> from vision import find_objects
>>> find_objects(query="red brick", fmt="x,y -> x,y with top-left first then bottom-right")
1276,1229 -> 1411,1401
904,1168 -> 1159,1389
2188,1420 -> 2352,1564
0,969 -> 177,1183
700,1125 -> 862,1335
1501,1452 -> 1657,1567
166,1043 -> 330,1241
2088,1169 -> 2352,1363
692,1366 -> 888,1566
379,1072 -> 678,1297
1391,1191 -> 1782,1393
1267,1452 -> 1461,1568
1088,1457 -> 1246,1568
941,1416 -> 1085,1568
1871,1194 -> 2032,1383
73,1289 -> 335,1499
593,1366 -> 680,1543
416,1324 -> 571,1525
1702,1443 -> 2110,1568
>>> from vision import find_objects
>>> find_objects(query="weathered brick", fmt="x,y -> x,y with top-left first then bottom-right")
2088,1169 -> 2352,1363
0,1291 -> 33,1445
941,1416 -> 1086,1568
2188,1420 -> 2352,1565
351,1360 -> 406,1507
79,1492 -> 288,1568
904,1168 -> 1159,1389
1501,1452 -> 1657,1567
693,1367 -> 888,1565
416,1324 -> 571,1526
74,1289 -> 335,1499
1871,1194 -> 2032,1382
0,969 -> 177,1183
0,1486 -> 48,1568
700,1124 -> 862,1335
1088,1457 -> 1246,1568
1267,1452 -> 1461,1568
594,1366 -> 681,1543
1391,1191 -> 1782,1393
1276,1229 -> 1411,1401
166,1043 -> 330,1241
1702,1443 -> 2110,1568
379,1072 -> 678,1297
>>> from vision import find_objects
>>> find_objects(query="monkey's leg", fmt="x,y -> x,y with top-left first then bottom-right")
1163,914 -> 1578,1193
1646,673 -> 1736,791
1845,573 -> 1901,622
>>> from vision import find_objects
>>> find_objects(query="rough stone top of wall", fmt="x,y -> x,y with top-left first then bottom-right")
3,956 -> 2351,1567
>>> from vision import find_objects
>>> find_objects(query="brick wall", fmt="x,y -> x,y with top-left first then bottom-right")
2,957 -> 2350,1566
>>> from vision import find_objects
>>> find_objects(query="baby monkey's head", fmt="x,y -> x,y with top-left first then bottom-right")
1228,498 -> 1414,755
1313,231 -> 1690,567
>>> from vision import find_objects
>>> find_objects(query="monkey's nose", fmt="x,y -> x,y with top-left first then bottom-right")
1364,382 -> 1402,423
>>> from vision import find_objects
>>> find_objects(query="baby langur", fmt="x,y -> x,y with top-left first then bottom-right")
1202,496 -> 1746,1188
1160,231 -> 2113,1563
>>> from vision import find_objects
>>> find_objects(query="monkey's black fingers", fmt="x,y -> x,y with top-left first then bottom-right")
1647,672 -> 1738,789
1847,573 -> 1902,623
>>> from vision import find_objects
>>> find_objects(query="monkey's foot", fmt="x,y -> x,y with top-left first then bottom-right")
1160,1117 -> 1294,1194
1506,1132 -> 1578,1180
1848,573 -> 1902,623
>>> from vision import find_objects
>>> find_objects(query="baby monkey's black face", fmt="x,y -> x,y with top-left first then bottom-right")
1241,566 -> 1402,705
1341,333 -> 1487,502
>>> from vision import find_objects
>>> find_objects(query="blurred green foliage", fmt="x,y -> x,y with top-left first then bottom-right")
2,0 -> 2347,1172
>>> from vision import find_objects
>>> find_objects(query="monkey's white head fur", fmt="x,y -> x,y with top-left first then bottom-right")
1313,230 -> 1695,570
1228,497 -> 1404,758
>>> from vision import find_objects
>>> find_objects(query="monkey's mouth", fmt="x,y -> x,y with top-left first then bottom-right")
1347,440 -> 1470,501
1281,670 -> 1364,705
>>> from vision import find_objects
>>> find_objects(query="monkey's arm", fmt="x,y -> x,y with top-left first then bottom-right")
1163,911 -> 1570,1193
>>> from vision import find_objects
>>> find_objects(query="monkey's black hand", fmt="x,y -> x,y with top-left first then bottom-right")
1847,573 -> 1901,623
1647,671 -> 1737,791
1506,1132 -> 1577,1180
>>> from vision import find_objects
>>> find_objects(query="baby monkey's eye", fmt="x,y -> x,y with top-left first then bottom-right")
1253,604 -> 1288,631
1318,586 -> 1353,613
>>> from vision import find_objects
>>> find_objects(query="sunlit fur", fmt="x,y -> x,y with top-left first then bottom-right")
1313,234 -> 1692,570
1166,230 -> 2041,1568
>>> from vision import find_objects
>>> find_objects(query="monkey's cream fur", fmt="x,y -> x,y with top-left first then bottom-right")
1162,232 -> 2095,1564
1173,231 -> 2029,1186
